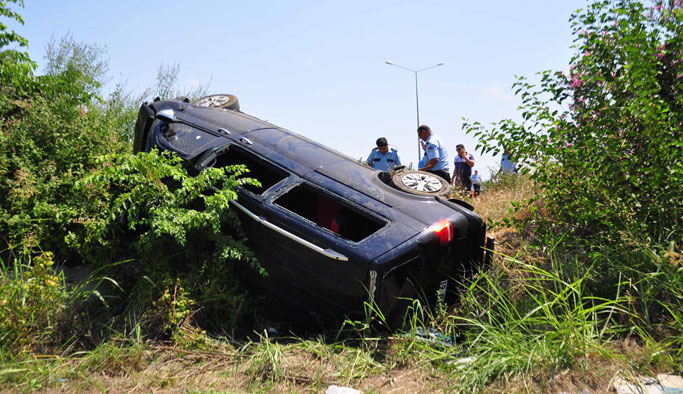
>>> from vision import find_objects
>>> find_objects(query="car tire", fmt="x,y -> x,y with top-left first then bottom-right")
390,170 -> 450,196
192,94 -> 240,111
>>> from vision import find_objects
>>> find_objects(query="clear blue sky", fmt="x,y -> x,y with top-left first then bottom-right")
7,0 -> 589,178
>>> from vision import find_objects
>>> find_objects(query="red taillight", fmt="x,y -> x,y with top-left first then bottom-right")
428,219 -> 454,245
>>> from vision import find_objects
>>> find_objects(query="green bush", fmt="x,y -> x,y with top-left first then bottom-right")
466,0 -> 682,247
474,0 -> 682,232
464,0 -> 683,360
73,150 -> 261,339
1,1 -> 257,345
1,10 -> 130,258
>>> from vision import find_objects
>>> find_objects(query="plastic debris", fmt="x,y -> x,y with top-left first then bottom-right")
326,385 -> 361,394
613,374 -> 683,394
400,326 -> 455,348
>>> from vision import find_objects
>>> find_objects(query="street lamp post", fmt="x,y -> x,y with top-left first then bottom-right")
385,60 -> 445,165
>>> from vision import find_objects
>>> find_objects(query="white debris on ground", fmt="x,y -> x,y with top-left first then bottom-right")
612,374 -> 683,394
325,385 -> 361,394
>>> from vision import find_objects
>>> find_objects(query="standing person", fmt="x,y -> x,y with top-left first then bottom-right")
499,150 -> 517,174
471,169 -> 482,196
417,125 -> 450,182
366,137 -> 401,171
451,144 -> 475,190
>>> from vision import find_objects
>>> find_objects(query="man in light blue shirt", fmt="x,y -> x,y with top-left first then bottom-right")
417,125 -> 450,182
471,169 -> 482,196
367,137 -> 401,171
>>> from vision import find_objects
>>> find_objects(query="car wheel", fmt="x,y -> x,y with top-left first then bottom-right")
390,170 -> 450,196
192,94 -> 240,111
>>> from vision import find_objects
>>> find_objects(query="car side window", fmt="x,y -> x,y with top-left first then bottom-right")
212,145 -> 289,195
274,184 -> 384,242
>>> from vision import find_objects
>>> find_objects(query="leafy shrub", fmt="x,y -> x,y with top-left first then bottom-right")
73,150 -> 261,339
2,1 -> 256,345
464,0 -> 683,359
0,13 -> 130,258
465,0 -> 682,248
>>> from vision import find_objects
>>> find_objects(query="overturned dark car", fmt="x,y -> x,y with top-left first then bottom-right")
134,94 -> 492,326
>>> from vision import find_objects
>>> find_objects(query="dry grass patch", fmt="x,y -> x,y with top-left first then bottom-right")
470,173 -> 538,227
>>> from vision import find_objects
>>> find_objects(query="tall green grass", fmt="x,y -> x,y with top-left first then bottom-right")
445,253 -> 632,391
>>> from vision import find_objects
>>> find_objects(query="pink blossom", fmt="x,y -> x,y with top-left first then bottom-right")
613,21 -> 618,26
566,143 -> 573,148
610,72 -> 616,78
655,4 -> 663,11
571,75 -> 583,88
578,97 -> 585,103
658,53 -> 665,60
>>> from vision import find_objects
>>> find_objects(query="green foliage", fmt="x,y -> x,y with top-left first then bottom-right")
74,150 -> 256,265
0,88 -> 128,256
449,254 -> 630,391
0,1 -> 36,98
0,1 -> 26,44
0,19 -> 131,257
465,0 -> 682,248
1,2 -> 249,346
72,150 -> 261,339
42,35 -> 109,110
463,0 -> 683,364
0,251 -> 66,359
0,0 -> 30,64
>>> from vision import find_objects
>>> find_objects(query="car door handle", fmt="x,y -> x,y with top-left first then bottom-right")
230,200 -> 349,262
239,137 -> 252,145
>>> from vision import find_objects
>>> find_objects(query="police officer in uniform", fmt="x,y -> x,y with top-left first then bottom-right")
367,137 -> 402,171
417,125 -> 451,182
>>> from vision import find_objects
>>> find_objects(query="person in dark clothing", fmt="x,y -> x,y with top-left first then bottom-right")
451,144 -> 475,190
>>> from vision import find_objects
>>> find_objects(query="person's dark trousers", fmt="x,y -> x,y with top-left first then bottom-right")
428,169 -> 451,183
473,184 -> 481,196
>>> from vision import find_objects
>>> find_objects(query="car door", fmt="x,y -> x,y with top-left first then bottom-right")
201,143 -> 386,319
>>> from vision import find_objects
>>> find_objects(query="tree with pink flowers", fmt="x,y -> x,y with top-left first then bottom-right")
466,0 -> 682,248
465,0 -> 683,350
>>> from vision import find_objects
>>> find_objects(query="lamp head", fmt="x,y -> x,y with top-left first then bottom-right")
385,60 -> 393,65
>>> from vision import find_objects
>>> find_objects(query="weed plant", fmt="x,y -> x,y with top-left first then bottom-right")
0,251 -> 66,359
